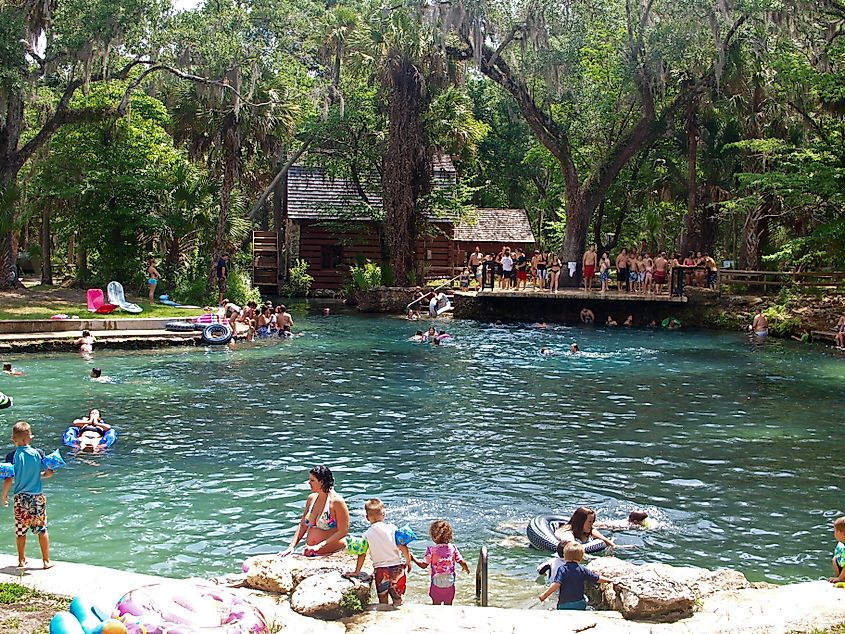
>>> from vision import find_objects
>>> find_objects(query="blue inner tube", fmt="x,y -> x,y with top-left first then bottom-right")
202,323 -> 233,345
527,515 -> 608,554
63,426 -> 117,449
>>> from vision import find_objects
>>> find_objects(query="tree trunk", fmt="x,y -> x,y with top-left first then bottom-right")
740,198 -> 770,271
41,202 -> 53,285
382,58 -> 432,286
682,96 -> 699,254
0,95 -> 24,289
209,116 -> 240,289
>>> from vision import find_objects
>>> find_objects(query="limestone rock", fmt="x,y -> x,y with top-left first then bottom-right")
243,551 -> 368,595
586,557 -> 750,621
355,287 -> 417,313
290,570 -> 371,620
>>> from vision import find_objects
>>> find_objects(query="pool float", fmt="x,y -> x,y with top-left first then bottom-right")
526,515 -> 607,554
661,317 -> 682,328
201,323 -> 233,345
64,425 -> 117,452
0,392 -> 12,409
50,595 -> 126,634
114,583 -> 268,633
165,320 -> 196,332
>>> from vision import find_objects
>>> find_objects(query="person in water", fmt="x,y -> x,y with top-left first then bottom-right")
830,516 -> 845,583
281,465 -> 349,557
596,510 -> 651,530
554,506 -> 615,549
2,363 -> 23,376
579,308 -> 595,324
72,409 -> 111,434
538,542 -> 611,610
409,330 -> 427,342
569,343 -> 580,354
751,307 -> 768,337
75,330 -> 95,354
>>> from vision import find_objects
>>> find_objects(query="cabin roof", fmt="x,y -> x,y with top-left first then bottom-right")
453,208 -> 536,244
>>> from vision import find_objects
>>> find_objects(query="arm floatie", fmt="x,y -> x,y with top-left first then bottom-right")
347,536 -> 369,555
42,449 -> 66,470
394,524 -> 417,546
0,463 -> 13,478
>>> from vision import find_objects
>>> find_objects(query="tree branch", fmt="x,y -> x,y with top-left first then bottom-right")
248,140 -> 312,220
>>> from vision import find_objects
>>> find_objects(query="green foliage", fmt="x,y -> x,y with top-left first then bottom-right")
763,305 -> 801,337
349,260 -> 382,291
226,270 -> 262,306
283,258 -> 314,296
340,589 -> 364,615
0,583 -> 32,604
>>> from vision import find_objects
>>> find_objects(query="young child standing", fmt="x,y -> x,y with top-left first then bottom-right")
538,542 -> 610,610
829,516 -> 845,583
349,499 -> 412,606
1,422 -> 54,569
413,520 -> 470,605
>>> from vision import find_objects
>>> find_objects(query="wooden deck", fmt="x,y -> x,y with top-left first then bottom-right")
458,289 -> 687,303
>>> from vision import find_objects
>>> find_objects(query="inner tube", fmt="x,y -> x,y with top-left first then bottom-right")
114,583 -> 268,633
0,392 -> 12,409
63,426 -> 117,451
202,323 -> 233,345
526,515 -> 608,554
165,321 -> 196,332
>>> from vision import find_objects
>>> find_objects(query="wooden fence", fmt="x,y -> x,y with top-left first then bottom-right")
717,269 -> 845,293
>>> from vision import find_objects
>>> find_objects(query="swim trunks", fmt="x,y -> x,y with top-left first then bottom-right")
517,270 -> 528,281
600,270 -> 610,281
629,271 -> 638,282
583,265 -> 595,279
148,278 -> 157,285
654,270 -> 666,284
14,492 -> 47,536
374,564 -> 406,600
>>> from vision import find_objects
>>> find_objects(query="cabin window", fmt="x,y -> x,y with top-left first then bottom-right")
321,245 -> 343,269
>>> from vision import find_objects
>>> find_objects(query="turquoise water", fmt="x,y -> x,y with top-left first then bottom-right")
1,307 -> 844,607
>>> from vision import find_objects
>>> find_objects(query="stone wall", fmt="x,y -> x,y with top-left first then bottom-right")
354,287 -> 418,313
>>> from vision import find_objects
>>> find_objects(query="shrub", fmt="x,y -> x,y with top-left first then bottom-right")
350,261 -> 382,291
283,259 -> 314,297
763,305 -> 801,337
226,270 -> 262,306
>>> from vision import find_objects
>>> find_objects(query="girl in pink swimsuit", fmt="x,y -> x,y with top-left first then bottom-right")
413,520 -> 470,605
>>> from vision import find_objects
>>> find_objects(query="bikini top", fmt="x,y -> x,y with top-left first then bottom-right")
304,494 -> 337,531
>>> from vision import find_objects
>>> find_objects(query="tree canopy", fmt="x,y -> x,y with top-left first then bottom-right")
2,0 -> 845,297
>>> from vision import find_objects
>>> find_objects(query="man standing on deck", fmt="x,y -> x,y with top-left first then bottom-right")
654,252 -> 668,294
583,245 -> 597,293
468,247 -> 483,282
481,254 -> 495,291
615,248 -> 628,293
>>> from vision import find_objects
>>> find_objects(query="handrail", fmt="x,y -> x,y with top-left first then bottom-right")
475,545 -> 488,607
406,272 -> 463,311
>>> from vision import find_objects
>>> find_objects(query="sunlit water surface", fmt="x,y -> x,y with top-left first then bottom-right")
1,306 -> 844,607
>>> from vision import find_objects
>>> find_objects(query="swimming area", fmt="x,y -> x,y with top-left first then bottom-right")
1,308 -> 843,606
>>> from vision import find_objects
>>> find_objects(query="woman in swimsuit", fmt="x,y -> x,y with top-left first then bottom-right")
549,257 -> 562,293
553,506 -> 615,549
281,465 -> 349,557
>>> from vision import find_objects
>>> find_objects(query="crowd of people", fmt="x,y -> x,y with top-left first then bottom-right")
464,243 -> 720,295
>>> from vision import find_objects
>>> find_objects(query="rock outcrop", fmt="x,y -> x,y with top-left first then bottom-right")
586,557 -> 750,621
243,552 -> 372,620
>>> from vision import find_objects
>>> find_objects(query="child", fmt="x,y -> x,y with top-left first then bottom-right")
830,516 -> 845,583
349,499 -> 412,606
75,330 -> 95,354
538,542 -> 610,610
459,268 -> 471,291
599,252 -> 611,293
2,363 -> 23,376
146,257 -> 160,302
1,422 -> 54,569
596,510 -> 651,531
413,519 -> 470,605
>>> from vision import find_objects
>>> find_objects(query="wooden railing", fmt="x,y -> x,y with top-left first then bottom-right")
717,269 -> 845,293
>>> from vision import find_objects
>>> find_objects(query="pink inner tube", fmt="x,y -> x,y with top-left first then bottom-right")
114,583 -> 268,634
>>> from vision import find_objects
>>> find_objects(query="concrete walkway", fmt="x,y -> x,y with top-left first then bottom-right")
3,555 -> 845,633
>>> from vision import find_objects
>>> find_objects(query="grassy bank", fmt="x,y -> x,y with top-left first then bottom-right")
0,286 -> 204,321
0,582 -> 70,634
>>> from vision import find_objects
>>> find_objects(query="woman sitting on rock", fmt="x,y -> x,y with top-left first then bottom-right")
554,506 -> 615,550
281,465 -> 350,557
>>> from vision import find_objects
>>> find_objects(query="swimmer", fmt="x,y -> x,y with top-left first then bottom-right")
323,308 -> 331,316
569,343 -> 580,354
752,307 -> 768,337
432,336 -> 441,346
2,363 -> 23,376
494,320 -> 503,327
648,319 -> 658,328
90,368 -> 101,379
623,315 -> 634,327
71,408 -> 111,452
427,326 -> 436,338
406,309 -> 418,321
75,330 -> 95,354
605,316 -> 617,327
434,330 -> 450,342
535,321 -> 548,329
579,308 -> 595,324
409,330 -> 427,343
539,347 -> 555,356
596,510 -> 652,531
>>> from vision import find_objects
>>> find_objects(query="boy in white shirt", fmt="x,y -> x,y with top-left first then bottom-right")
349,498 -> 412,606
